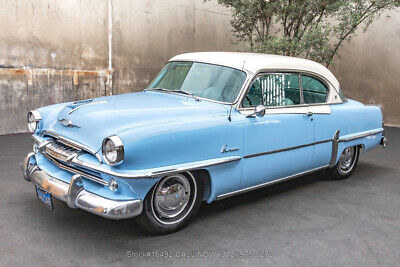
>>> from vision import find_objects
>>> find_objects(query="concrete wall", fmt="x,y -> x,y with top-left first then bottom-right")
330,9 -> 400,127
0,0 -> 237,134
0,1 -> 399,134
111,0 -> 237,94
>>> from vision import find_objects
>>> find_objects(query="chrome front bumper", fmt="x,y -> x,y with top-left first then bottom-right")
21,153 -> 143,219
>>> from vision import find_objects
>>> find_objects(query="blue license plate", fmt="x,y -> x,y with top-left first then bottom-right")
35,185 -> 53,210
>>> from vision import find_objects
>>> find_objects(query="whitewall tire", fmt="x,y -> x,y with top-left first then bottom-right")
136,171 -> 204,235
327,146 -> 360,180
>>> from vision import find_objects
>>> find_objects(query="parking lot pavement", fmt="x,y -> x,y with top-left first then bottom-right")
0,127 -> 399,266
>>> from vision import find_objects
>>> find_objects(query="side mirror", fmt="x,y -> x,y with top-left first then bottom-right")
247,105 -> 265,118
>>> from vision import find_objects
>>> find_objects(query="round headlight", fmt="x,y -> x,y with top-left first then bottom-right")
27,110 -> 41,133
102,136 -> 124,166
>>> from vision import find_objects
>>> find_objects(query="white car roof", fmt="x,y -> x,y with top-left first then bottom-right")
170,52 -> 340,90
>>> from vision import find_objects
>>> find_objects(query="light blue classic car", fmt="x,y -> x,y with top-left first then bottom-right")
22,52 -> 386,234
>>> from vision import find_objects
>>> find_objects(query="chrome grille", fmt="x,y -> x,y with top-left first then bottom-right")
42,152 -> 106,185
44,141 -> 80,163
41,140 -> 104,182
41,130 -> 102,163
35,132 -> 106,185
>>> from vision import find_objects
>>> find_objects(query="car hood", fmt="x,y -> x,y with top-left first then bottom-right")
42,91 -> 230,152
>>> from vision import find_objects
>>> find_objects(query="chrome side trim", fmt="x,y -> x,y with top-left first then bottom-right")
244,139 -> 332,159
42,152 -> 109,186
239,104 -> 332,117
69,100 -> 108,114
329,130 -> 340,167
21,157 -> 143,219
41,130 -> 102,163
217,165 -> 329,200
338,129 -> 384,142
71,155 -> 242,179
329,129 -> 383,167
34,133 -> 242,179
36,136 -> 241,179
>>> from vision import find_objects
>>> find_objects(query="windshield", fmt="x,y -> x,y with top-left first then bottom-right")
148,61 -> 247,103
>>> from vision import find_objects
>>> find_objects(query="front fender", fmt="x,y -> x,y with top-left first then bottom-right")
118,115 -> 243,171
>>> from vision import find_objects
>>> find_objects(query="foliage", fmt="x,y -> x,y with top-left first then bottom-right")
210,0 -> 400,66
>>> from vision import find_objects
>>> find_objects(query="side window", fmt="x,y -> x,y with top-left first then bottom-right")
301,75 -> 328,104
243,78 -> 262,107
243,73 -> 300,107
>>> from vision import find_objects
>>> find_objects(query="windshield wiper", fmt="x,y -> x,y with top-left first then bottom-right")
170,89 -> 200,101
146,87 -> 170,93
147,88 -> 200,101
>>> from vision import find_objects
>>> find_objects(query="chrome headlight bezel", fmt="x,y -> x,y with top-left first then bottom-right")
27,110 -> 42,133
102,135 -> 124,166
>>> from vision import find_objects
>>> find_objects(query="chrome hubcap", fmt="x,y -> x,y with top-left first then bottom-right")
154,174 -> 191,219
338,147 -> 356,174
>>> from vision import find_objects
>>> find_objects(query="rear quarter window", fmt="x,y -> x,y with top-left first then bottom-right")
301,75 -> 328,104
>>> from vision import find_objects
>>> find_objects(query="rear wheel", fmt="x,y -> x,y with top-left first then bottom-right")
136,171 -> 203,235
326,146 -> 359,180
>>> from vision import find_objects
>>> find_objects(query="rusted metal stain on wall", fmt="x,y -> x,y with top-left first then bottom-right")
3,68 -> 109,77
0,67 -> 112,135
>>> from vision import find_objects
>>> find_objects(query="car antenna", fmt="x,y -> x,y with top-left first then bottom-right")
228,60 -> 246,122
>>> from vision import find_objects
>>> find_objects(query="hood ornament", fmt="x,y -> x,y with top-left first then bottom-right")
68,100 -> 108,114
59,118 -> 80,128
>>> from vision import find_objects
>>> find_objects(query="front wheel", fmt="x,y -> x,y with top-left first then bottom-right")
326,146 -> 360,180
136,171 -> 204,235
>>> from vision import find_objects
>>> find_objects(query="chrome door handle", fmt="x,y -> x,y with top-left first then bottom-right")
306,111 -> 314,117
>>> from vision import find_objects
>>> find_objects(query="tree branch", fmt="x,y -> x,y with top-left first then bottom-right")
327,3 -> 377,66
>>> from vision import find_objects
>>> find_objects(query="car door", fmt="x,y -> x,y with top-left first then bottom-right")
240,72 -> 315,189
300,74 -> 333,169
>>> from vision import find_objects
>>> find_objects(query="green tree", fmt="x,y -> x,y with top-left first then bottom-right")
210,0 -> 400,66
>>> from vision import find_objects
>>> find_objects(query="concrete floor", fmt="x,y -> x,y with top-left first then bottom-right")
0,127 -> 399,266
